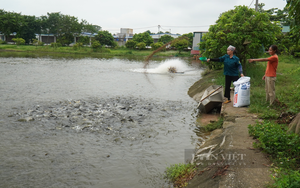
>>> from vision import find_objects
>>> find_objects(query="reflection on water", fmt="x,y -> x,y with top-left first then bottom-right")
0,57 -> 205,187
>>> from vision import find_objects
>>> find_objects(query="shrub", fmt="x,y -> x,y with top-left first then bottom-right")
150,42 -> 164,50
91,41 -> 101,50
272,169 -> 300,188
0,39 -> 7,44
50,42 -> 62,48
32,39 -> 44,47
73,42 -> 83,50
77,36 -> 90,45
125,40 -> 137,49
136,42 -> 146,50
12,38 -> 25,45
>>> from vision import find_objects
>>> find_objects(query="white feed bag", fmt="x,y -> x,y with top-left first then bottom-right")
233,76 -> 250,107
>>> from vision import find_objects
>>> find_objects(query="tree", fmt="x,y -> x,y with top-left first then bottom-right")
44,12 -> 82,45
78,36 -> 90,45
158,35 -> 174,44
16,15 -> 40,44
125,40 -> 137,49
257,3 -> 290,26
145,30 -> 154,35
200,5 -> 281,71
286,0 -> 300,45
81,20 -> 100,33
0,10 -> 21,40
132,32 -> 153,46
94,30 -> 116,47
182,33 -> 193,48
171,38 -> 189,53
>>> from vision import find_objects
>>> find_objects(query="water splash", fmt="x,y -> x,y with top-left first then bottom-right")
132,59 -> 193,74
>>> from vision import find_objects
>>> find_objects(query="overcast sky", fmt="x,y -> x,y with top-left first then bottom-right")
1,0 -> 287,35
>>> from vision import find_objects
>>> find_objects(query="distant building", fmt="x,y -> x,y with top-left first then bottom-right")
115,28 -> 134,46
191,31 -> 208,55
0,32 -> 17,43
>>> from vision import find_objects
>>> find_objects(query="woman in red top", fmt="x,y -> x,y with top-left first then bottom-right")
248,45 -> 278,105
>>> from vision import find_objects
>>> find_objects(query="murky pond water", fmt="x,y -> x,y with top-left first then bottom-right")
0,57 -> 205,187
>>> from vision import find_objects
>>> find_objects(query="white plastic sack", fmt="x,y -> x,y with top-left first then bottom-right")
233,76 -> 250,107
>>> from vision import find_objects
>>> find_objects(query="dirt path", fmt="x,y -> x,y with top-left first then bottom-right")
186,91 -> 273,188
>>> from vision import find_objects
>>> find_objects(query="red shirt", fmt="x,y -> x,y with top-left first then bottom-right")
265,54 -> 278,77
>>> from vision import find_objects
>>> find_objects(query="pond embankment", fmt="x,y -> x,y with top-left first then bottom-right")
186,74 -> 273,188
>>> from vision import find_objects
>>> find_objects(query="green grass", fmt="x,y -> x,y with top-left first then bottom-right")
201,117 -> 224,132
165,163 -> 197,188
0,44 -> 191,58
244,55 -> 300,188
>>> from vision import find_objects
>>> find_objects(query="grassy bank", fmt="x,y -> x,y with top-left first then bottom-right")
0,44 -> 191,59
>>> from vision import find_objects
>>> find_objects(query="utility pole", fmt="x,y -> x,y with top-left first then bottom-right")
158,25 -> 161,39
255,0 -> 258,11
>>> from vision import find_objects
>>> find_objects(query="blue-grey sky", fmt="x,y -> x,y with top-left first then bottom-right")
1,0 -> 287,34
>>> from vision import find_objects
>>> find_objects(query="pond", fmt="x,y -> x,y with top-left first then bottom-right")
0,56 -> 206,187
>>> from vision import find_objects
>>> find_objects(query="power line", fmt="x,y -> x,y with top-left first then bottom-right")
162,25 -> 210,28
130,26 -> 157,30
248,0 -> 255,8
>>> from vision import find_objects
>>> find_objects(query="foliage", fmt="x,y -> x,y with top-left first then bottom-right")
150,42 -> 164,50
0,39 -> 7,44
248,121 -> 300,169
286,0 -> 300,45
12,38 -> 25,45
0,10 -> 21,38
202,117 -> 224,132
91,41 -> 101,49
171,38 -> 189,54
94,30 -> 116,47
158,35 -> 174,44
112,41 -> 118,49
125,40 -> 137,49
0,9 -> 103,46
46,12 -> 82,46
249,120 -> 300,187
77,36 -> 90,45
132,32 -> 153,46
32,39 -> 38,47
135,42 -> 146,50
145,30 -> 154,35
50,42 -> 62,48
165,163 -> 196,188
181,33 -> 193,48
57,33 -> 74,46
199,5 -> 282,72
73,42 -> 83,50
81,20 -> 101,33
271,168 -> 300,188
16,15 -> 40,44
257,3 -> 290,26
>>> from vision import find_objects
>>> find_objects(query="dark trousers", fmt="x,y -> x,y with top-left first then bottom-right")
225,75 -> 239,100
